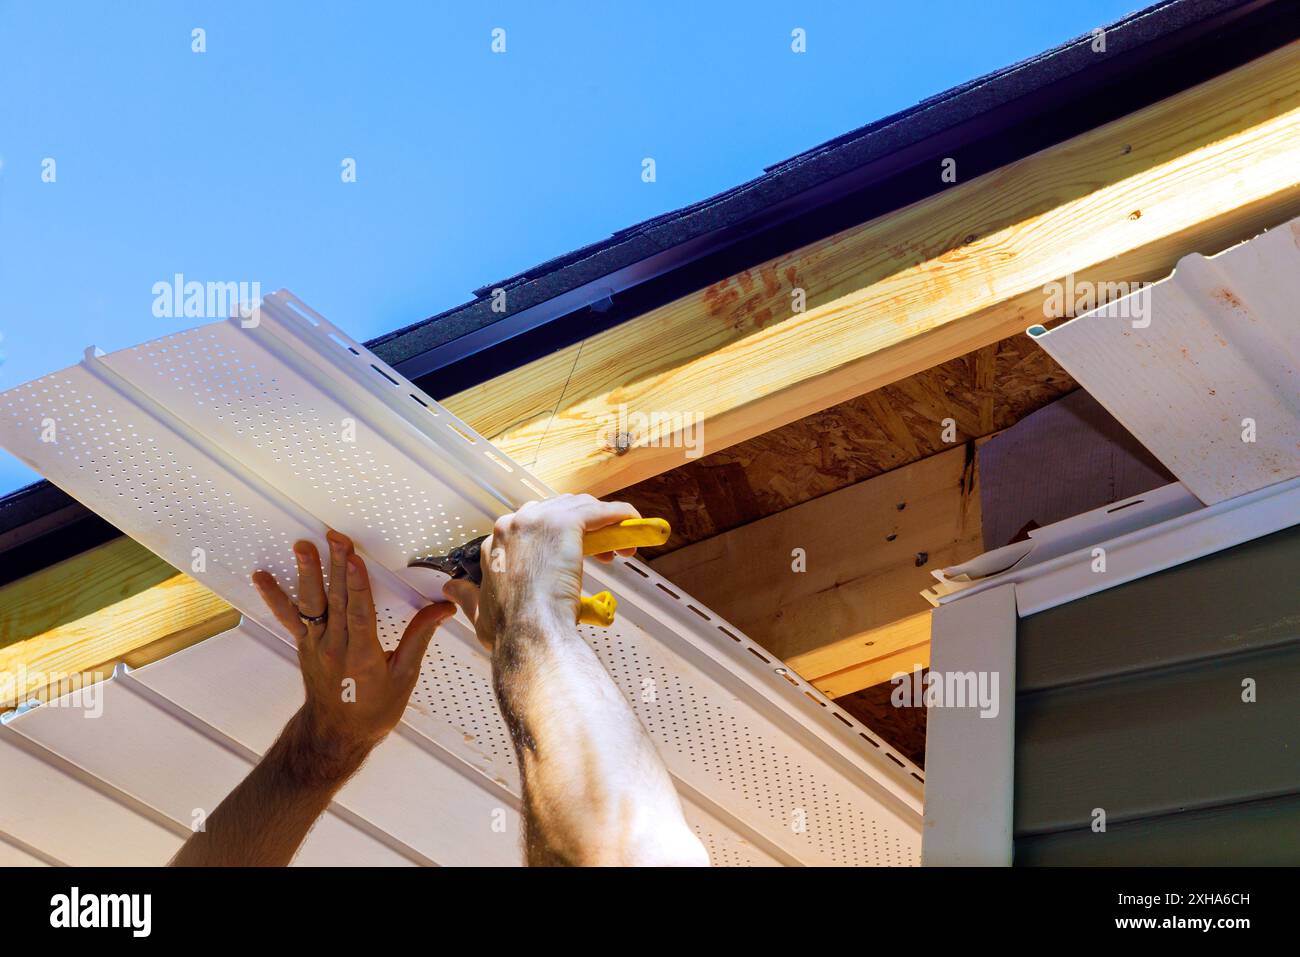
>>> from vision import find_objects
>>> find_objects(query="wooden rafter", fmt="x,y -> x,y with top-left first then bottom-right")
0,537 -> 237,709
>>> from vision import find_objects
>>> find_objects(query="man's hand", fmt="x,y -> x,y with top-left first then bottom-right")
443,495 -> 709,867
170,530 -> 453,866
444,495 -> 639,651
253,530 -> 454,763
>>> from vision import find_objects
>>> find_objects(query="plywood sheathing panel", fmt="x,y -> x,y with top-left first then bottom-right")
836,676 -> 929,769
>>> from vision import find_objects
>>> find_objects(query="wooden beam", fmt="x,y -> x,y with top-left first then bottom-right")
0,537 -> 236,709
652,443 -> 983,698
444,40 -> 1300,496
0,536 -> 175,645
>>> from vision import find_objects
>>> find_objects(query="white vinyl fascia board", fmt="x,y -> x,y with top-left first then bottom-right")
921,583 -> 1017,867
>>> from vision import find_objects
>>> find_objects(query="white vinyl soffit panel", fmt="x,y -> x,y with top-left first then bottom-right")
1029,216 -> 1300,505
0,292 -> 923,866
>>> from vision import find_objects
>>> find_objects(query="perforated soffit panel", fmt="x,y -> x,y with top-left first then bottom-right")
0,292 -> 923,867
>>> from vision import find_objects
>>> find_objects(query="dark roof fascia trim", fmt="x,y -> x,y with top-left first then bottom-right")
0,482 -> 119,588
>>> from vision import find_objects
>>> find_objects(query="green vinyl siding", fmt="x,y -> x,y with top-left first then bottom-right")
1013,523 -> 1300,865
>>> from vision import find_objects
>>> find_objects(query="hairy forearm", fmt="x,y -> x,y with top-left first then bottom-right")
169,708 -> 369,867
493,611 -> 708,867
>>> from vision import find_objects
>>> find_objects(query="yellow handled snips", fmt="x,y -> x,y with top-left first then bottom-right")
409,517 -> 671,627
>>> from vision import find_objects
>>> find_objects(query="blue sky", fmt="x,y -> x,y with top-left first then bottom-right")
0,0 -> 1137,494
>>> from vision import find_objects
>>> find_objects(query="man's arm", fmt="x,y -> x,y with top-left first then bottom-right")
171,530 -> 452,866
445,494 -> 710,867
168,707 -> 368,867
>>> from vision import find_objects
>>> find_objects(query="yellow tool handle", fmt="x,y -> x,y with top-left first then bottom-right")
582,517 -> 670,556
577,518 -> 670,627
578,591 -> 618,627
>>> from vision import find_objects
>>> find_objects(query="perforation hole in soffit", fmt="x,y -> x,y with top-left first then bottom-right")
581,622 -> 915,867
